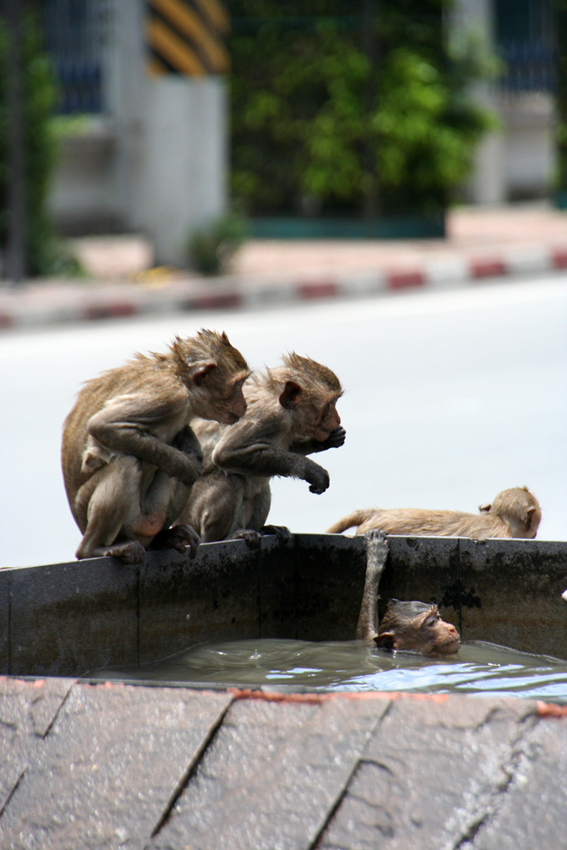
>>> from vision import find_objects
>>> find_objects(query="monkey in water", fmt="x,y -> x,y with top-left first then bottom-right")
328,487 -> 541,540
357,530 -> 460,655
175,352 -> 345,545
61,329 -> 250,564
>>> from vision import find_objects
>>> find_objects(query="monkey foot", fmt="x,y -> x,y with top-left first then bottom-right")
104,540 -> 147,565
232,529 -> 262,549
151,524 -> 200,559
261,525 -> 292,543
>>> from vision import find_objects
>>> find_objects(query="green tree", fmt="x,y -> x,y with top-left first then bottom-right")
229,0 -> 495,217
0,8 -> 58,276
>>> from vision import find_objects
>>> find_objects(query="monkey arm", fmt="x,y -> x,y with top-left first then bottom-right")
289,426 -> 346,456
212,428 -> 330,494
86,393 -> 203,487
356,530 -> 389,642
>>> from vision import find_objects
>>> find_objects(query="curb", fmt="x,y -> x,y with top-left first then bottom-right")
1,244 -> 566,331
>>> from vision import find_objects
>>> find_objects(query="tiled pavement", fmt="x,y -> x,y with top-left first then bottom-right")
1,678 -> 566,849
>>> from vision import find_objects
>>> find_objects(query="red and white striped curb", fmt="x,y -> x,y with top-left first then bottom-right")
1,244 -> 566,331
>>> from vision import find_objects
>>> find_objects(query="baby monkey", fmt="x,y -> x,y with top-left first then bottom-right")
329,487 -> 541,540
356,530 -> 460,655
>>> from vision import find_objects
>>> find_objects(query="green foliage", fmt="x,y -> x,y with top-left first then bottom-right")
229,1 -> 496,216
0,10 -> 72,276
187,213 -> 249,275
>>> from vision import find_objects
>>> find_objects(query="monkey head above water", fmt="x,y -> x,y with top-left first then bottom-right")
328,486 -> 541,540
375,599 -> 460,655
61,329 -> 250,564
356,530 -> 460,656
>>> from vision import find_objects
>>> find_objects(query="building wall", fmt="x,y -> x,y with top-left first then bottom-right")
47,0 -> 227,266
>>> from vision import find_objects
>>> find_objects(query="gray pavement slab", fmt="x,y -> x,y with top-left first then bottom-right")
0,678 -> 73,815
1,681 -> 567,849
150,694 -> 390,850
316,695 -> 538,850
0,682 -> 233,850
465,714 -> 567,850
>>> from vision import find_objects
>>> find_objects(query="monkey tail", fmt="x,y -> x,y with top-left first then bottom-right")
326,509 -> 375,534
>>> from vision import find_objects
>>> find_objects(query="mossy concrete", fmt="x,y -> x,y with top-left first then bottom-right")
1,534 -> 566,677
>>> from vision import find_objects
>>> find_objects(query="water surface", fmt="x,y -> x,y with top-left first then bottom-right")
89,638 -> 567,701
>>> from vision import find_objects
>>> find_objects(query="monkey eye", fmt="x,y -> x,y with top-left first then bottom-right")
425,615 -> 439,628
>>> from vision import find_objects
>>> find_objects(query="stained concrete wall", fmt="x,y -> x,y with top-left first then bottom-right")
1,534 -> 566,678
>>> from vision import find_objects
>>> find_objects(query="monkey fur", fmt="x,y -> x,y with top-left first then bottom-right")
328,487 -> 541,540
61,329 -> 250,563
357,530 -> 460,655
176,352 -> 345,545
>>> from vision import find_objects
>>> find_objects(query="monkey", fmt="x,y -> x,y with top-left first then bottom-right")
356,530 -> 460,655
327,487 -> 541,540
175,353 -> 345,545
61,329 -> 250,564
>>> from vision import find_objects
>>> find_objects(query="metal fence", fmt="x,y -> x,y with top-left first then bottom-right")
41,0 -> 112,113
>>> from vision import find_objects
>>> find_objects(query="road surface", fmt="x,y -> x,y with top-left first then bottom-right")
0,273 -> 565,568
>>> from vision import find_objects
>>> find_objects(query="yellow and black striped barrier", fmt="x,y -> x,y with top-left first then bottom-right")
146,0 -> 230,76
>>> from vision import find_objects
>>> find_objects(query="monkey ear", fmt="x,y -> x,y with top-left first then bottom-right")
374,632 -> 395,651
279,380 -> 302,409
191,362 -> 217,386
524,505 -> 537,529
478,503 -> 491,513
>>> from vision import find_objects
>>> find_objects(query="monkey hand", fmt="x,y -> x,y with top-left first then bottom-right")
172,426 -> 204,466
306,464 -> 330,494
364,529 -> 389,568
320,426 -> 346,450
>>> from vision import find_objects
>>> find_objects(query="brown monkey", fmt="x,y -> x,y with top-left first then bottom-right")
328,486 -> 541,540
61,330 -> 250,563
176,353 -> 345,544
357,530 -> 460,655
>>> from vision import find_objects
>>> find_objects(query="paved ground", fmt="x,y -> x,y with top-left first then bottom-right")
1,677 -> 566,850
0,204 -> 566,330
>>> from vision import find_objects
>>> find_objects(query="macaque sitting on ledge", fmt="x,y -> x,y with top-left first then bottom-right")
356,530 -> 460,655
328,486 -> 541,540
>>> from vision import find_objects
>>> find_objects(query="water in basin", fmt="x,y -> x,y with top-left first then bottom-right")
89,638 -> 567,702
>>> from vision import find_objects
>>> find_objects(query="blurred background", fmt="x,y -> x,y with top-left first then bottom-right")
1,0 -> 566,274
0,1 -> 566,567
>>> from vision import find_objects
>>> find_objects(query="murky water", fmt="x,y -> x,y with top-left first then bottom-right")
89,638 -> 567,701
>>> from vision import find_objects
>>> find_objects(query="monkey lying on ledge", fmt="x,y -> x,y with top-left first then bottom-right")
328,486 -> 541,540
356,530 -> 460,655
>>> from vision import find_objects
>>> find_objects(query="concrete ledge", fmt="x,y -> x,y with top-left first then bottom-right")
1,535 -> 566,677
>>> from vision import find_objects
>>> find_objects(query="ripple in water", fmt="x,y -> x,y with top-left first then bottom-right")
89,639 -> 567,701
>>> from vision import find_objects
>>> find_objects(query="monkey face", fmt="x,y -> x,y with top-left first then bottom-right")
195,372 -> 250,425
314,397 -> 342,442
415,608 -> 460,655
377,603 -> 460,656
216,376 -> 249,424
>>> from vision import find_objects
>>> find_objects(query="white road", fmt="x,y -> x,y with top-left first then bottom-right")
1,273 -> 566,569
